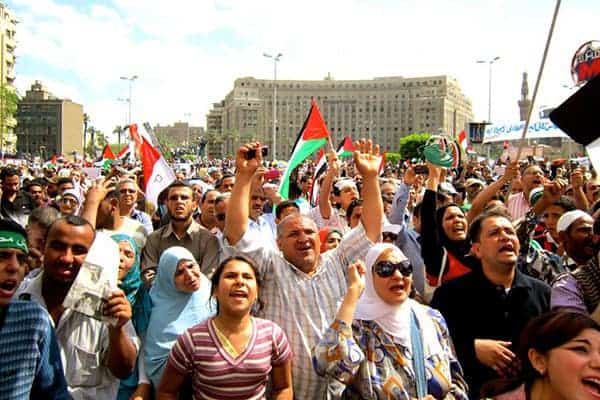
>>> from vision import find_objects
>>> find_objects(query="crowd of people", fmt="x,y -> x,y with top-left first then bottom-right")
0,139 -> 600,400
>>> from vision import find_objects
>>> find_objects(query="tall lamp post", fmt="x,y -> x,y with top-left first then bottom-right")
120,75 -> 138,125
263,52 -> 282,161
184,112 -> 191,150
476,57 -> 500,122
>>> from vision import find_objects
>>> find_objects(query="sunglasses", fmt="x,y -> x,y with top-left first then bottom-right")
373,260 -> 412,278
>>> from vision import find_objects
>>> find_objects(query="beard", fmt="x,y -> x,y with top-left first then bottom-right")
170,210 -> 193,222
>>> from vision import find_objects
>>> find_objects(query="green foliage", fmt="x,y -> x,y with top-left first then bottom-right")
109,143 -> 127,155
0,85 -> 19,150
84,127 -> 107,156
399,132 -> 431,160
385,152 -> 401,164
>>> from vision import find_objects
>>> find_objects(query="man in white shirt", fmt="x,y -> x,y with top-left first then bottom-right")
19,216 -> 139,400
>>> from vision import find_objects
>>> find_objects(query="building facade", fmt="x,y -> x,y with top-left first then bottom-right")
154,122 -> 204,148
207,75 -> 473,158
15,81 -> 84,158
0,3 -> 17,153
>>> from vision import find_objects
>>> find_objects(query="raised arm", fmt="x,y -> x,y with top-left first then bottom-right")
224,142 -> 263,245
571,168 -> 589,212
466,161 -> 518,222
81,177 -> 115,227
318,152 -> 340,219
420,163 -> 445,280
353,139 -> 383,243
388,167 -> 416,226
313,261 -> 366,381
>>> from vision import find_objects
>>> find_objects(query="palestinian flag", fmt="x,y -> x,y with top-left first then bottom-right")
309,137 -> 356,206
337,136 -> 355,158
310,148 -> 327,206
101,144 -> 115,160
116,144 -> 131,161
278,99 -> 330,200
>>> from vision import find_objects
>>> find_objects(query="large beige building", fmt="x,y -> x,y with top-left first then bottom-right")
15,81 -> 84,158
207,75 -> 473,158
0,3 -> 17,153
154,122 -> 205,147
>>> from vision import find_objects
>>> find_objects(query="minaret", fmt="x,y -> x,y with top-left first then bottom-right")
518,72 -> 532,121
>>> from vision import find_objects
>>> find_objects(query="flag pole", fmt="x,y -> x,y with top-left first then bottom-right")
505,0 -> 561,203
514,0 -> 561,161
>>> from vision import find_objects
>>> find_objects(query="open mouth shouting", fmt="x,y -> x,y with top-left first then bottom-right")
498,242 -> 516,256
582,376 -> 600,398
230,289 -> 249,300
388,282 -> 407,295
0,279 -> 18,299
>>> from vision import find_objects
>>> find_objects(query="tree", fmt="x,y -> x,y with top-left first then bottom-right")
0,85 -> 19,153
399,132 -> 431,160
84,127 -> 108,157
112,125 -> 124,147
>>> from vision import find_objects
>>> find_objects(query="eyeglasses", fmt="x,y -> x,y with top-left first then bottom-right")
60,197 -> 78,205
120,189 -> 136,194
373,260 -> 412,278
216,213 -> 226,221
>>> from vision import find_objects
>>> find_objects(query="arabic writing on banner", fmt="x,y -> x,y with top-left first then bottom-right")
483,119 -> 568,143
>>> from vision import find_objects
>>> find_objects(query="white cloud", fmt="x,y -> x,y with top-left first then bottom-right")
8,0 -> 600,141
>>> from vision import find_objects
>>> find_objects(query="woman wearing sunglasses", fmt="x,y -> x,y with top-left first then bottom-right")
313,243 -> 468,399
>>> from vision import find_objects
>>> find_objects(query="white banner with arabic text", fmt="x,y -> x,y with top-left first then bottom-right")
483,119 -> 568,143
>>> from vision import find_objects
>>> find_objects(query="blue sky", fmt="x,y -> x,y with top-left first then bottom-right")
6,0 -> 598,139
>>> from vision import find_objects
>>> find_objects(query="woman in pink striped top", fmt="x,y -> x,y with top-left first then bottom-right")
157,255 -> 293,399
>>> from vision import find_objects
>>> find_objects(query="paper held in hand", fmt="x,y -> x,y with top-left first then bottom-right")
63,232 -> 120,325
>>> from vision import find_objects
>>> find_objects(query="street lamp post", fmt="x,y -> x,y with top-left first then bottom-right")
120,75 -> 138,125
477,57 -> 500,122
184,112 -> 191,150
263,52 -> 282,161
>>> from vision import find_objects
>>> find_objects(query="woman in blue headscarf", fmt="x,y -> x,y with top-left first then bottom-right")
144,246 -> 214,390
112,233 -> 153,400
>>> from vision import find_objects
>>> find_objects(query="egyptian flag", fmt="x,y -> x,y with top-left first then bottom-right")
140,138 -> 176,206
457,130 -> 468,151
378,151 -> 386,176
127,123 -> 143,149
278,99 -> 330,200
550,74 -> 600,172
310,148 -> 327,206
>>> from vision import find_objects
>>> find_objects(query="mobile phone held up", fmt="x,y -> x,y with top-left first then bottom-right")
246,146 -> 269,160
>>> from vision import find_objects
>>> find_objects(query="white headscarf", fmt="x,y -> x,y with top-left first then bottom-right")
354,243 -> 442,354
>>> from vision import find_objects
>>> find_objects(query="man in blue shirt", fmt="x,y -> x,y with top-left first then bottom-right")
0,219 -> 69,399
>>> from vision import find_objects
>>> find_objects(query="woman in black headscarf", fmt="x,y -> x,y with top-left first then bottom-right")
420,163 -> 479,299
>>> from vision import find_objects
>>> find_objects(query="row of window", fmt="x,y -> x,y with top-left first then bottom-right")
239,79 -> 446,90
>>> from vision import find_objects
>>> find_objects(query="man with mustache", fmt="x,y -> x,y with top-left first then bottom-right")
551,210 -> 598,315
141,181 -> 220,283
431,210 -> 550,399
224,140 -> 383,399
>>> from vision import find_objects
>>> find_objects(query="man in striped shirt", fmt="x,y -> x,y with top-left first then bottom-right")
224,140 -> 383,399
507,164 -> 545,220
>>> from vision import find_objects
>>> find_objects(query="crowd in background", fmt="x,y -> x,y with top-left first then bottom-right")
0,140 -> 600,400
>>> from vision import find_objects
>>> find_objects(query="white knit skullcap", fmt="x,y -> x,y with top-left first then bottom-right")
556,210 -> 592,233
